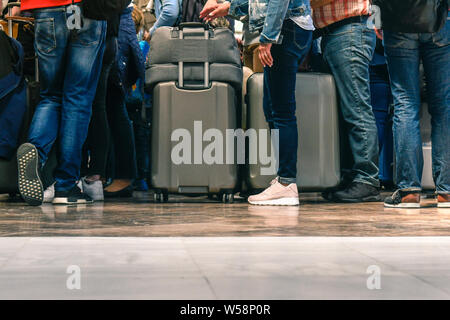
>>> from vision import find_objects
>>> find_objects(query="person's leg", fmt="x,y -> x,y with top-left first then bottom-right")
28,8 -> 69,165
17,7 -> 69,206
322,20 -> 380,202
383,32 -> 422,208
385,33 -> 422,190
103,79 -> 137,196
263,68 -> 274,130
421,18 -> 450,206
85,36 -> 117,179
128,101 -> 150,191
248,21 -> 312,206
370,65 -> 394,184
53,14 -> 106,201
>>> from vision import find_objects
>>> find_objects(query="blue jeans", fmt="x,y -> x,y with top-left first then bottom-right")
322,18 -> 380,188
28,5 -> 106,191
263,19 -> 312,184
370,64 -> 394,183
384,14 -> 450,194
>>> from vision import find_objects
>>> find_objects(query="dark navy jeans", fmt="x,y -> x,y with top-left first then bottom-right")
28,5 -> 106,191
384,13 -> 450,194
263,19 -> 312,184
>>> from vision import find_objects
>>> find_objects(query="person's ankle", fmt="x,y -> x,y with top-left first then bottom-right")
278,177 -> 296,187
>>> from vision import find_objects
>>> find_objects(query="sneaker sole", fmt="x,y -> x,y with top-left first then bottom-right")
333,195 -> 382,203
437,203 -> 450,208
248,198 -> 300,206
17,143 -> 43,206
53,198 -> 94,205
384,203 -> 421,208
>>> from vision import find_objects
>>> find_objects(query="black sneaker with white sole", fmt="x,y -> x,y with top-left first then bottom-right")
17,143 -> 44,206
53,185 -> 94,205
384,190 -> 421,208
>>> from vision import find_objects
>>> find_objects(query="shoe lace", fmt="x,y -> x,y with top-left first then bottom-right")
391,190 -> 402,203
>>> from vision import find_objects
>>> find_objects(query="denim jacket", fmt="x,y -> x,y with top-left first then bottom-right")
229,0 -> 311,43
150,0 -> 182,35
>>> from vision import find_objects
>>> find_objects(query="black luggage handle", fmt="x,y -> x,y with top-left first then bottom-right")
178,22 -> 210,30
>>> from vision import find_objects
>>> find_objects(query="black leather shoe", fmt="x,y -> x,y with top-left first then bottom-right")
331,182 -> 381,203
322,183 -> 348,201
104,185 -> 134,198
53,185 -> 94,205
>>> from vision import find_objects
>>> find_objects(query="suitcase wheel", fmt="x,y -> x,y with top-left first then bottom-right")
154,191 -> 168,203
221,193 -> 234,204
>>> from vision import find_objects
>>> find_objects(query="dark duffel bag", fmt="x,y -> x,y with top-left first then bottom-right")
145,23 -> 242,92
181,0 -> 204,23
373,0 -> 448,33
82,0 -> 130,21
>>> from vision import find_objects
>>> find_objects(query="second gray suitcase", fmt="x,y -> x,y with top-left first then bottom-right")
246,73 -> 341,192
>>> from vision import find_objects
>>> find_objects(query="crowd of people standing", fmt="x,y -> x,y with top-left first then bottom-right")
0,0 -> 448,209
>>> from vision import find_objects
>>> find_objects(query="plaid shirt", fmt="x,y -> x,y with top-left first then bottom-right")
313,0 -> 371,29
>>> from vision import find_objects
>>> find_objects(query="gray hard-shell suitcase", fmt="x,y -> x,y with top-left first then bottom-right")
149,23 -> 242,203
246,72 -> 341,192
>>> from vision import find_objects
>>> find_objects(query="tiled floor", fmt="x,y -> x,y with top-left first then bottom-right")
0,192 -> 448,237
1,192 -> 449,299
1,237 -> 450,299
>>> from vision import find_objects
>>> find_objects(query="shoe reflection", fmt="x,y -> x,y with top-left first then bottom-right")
247,205 -> 299,227
39,203 -> 104,218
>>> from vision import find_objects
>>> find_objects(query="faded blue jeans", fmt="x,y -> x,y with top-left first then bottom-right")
321,17 -> 380,188
263,19 -> 312,184
384,13 -> 450,194
28,5 -> 106,191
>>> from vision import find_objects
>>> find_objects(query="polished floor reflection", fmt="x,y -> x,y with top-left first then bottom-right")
0,192 -> 449,237
1,237 -> 450,299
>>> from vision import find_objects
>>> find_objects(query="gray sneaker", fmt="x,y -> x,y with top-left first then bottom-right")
81,177 -> 104,201
43,183 -> 55,203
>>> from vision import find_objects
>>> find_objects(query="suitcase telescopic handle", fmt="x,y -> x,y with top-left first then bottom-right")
7,2 -> 22,38
178,25 -> 210,90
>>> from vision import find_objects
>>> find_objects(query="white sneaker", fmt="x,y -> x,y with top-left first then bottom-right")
248,179 -> 300,206
81,177 -> 104,201
43,183 -> 55,203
